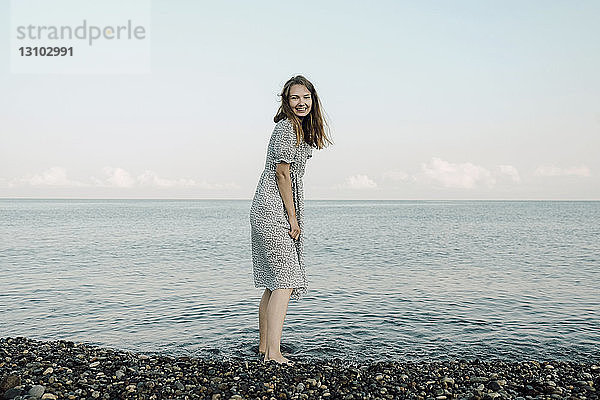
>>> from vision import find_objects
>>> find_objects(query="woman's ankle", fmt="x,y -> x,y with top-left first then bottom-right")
264,349 -> 282,359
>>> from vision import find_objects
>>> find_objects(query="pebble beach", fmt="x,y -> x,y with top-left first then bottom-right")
1,337 -> 599,400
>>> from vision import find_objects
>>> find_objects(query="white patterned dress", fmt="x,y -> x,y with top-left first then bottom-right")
250,118 -> 313,301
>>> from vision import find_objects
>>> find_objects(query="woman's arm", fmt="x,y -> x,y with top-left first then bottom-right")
275,162 -> 300,239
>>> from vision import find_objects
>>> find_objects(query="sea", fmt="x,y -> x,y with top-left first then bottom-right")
1,199 -> 598,363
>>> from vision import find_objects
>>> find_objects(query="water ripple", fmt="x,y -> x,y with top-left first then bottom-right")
1,199 -> 599,362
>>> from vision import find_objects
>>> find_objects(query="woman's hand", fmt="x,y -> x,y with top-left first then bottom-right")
289,216 -> 300,240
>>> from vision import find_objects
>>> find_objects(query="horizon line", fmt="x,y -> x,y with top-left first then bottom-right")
1,197 -> 599,202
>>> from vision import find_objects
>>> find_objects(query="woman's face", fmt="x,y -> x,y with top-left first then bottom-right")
288,84 -> 312,119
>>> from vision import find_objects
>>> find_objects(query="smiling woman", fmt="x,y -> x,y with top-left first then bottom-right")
249,75 -> 333,366
289,85 -> 312,118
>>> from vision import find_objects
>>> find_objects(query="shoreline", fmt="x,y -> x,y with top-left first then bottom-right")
1,337 -> 598,400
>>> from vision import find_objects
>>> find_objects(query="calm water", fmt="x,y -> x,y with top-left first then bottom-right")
1,199 -> 599,363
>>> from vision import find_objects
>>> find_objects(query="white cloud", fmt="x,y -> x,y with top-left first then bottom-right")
534,165 -> 591,177
334,174 -> 377,190
137,170 -> 196,187
94,167 -> 239,190
496,165 -> 521,182
10,166 -> 88,187
2,166 -> 239,190
419,157 -> 496,189
102,167 -> 135,188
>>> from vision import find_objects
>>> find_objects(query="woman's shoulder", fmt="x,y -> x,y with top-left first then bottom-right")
274,117 -> 293,129
273,118 -> 295,136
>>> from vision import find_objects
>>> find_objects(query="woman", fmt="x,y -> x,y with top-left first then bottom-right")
249,75 -> 332,365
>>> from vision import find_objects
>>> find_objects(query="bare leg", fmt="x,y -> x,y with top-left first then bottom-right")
258,288 -> 271,354
264,288 -> 294,364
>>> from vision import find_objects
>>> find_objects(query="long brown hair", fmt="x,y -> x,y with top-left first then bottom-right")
274,75 -> 333,150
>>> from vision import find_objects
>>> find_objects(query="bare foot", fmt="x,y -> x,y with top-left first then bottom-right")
263,355 -> 295,366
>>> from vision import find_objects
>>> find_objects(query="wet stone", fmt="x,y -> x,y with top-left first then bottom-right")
1,375 -> 21,392
28,385 -> 45,398
4,387 -> 23,399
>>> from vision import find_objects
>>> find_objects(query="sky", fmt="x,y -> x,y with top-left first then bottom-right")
1,0 -> 599,200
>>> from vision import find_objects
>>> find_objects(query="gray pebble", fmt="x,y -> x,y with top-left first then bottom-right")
28,385 -> 45,398
4,388 -> 23,399
1,336 -> 597,400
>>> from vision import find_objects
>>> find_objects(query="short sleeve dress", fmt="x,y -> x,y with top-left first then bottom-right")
250,118 -> 313,301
